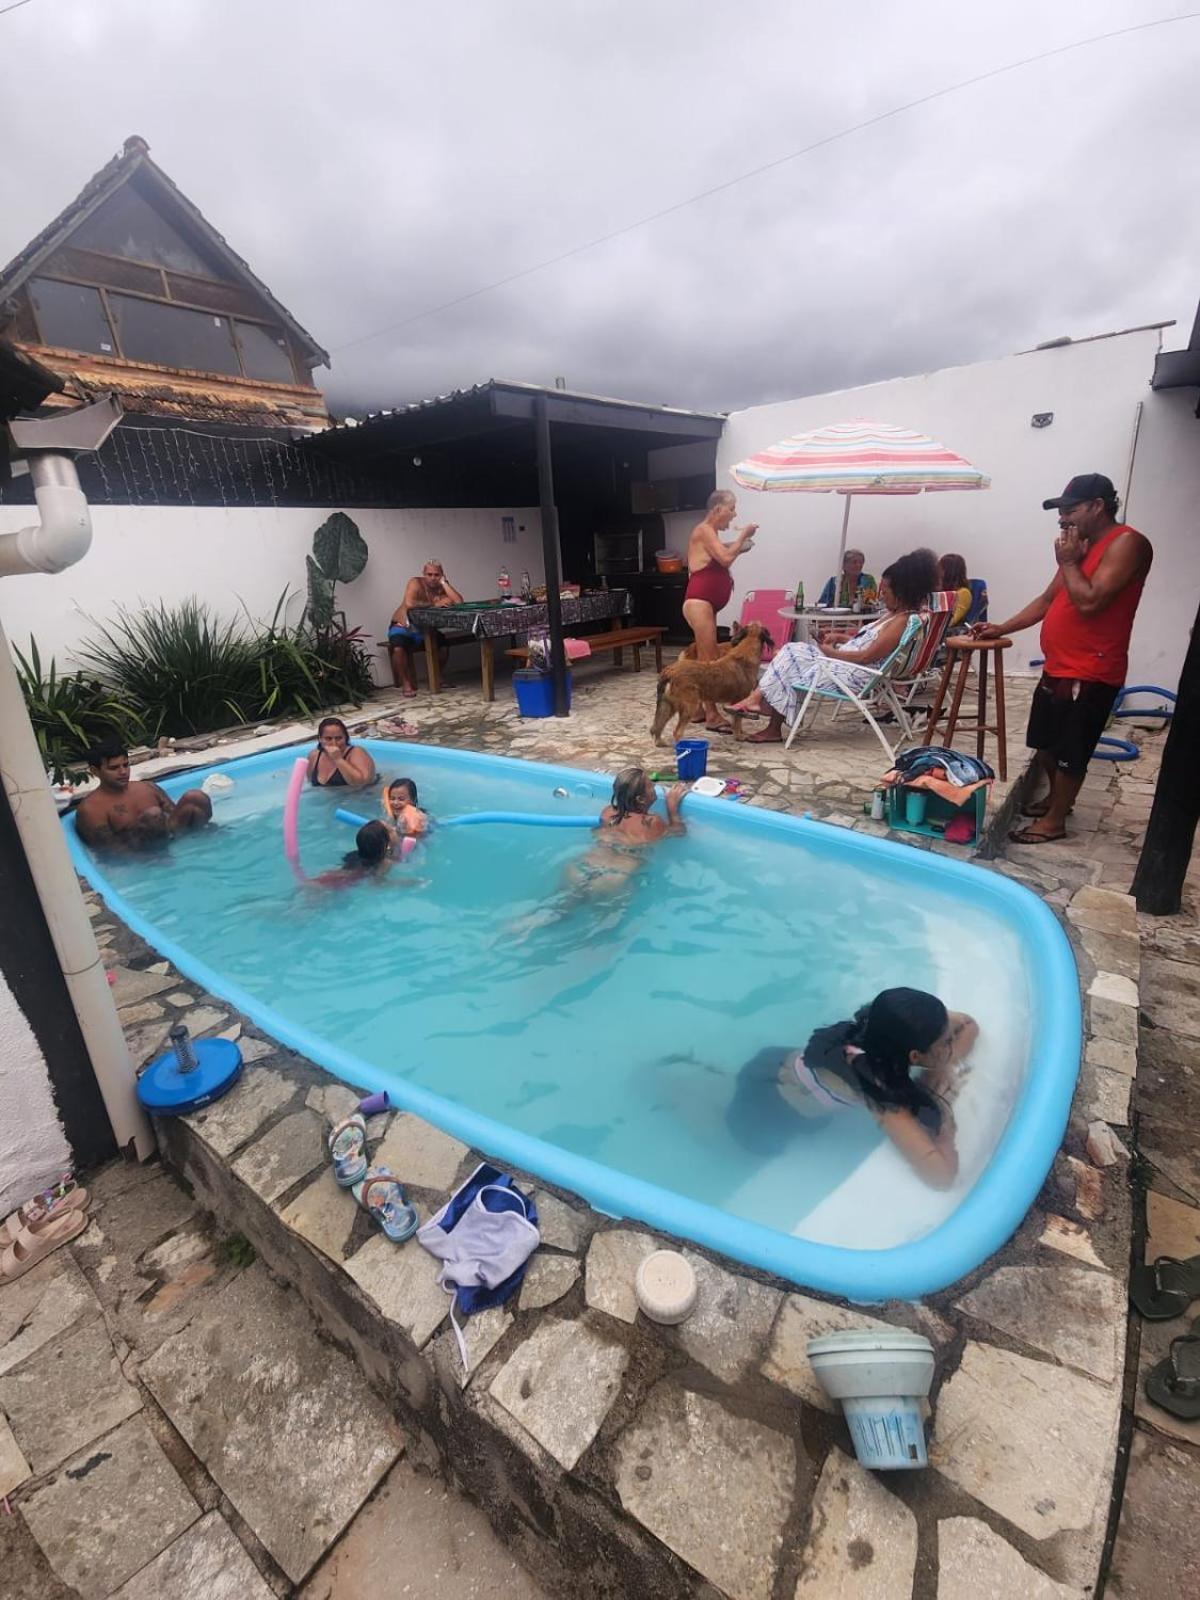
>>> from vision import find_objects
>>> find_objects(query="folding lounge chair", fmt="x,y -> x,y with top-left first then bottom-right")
736,589 -> 795,658
894,589 -> 956,710
782,610 -> 930,762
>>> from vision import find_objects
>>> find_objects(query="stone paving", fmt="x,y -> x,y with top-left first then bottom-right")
0,1151 -> 548,1599
4,665 -> 1191,1597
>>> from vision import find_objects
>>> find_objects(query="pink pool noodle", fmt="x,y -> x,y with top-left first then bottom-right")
399,835 -> 416,859
284,757 -> 306,881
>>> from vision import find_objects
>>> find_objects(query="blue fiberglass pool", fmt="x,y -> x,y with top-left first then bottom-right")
66,740 -> 1080,1302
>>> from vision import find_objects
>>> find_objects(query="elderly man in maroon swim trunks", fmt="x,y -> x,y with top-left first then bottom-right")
682,490 -> 758,732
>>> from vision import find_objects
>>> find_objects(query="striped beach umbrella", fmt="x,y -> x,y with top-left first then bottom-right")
730,418 -> 989,578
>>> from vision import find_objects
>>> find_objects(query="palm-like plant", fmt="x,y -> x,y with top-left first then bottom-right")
78,598 -> 259,739
13,636 -> 144,781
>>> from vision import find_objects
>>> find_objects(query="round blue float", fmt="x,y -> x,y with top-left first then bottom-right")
138,1037 -> 244,1114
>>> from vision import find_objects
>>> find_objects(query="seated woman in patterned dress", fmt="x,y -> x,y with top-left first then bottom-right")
729,549 -> 937,744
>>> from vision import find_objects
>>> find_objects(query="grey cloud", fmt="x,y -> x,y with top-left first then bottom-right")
2,0 -> 1196,418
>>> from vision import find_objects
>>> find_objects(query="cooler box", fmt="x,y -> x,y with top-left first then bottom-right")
513,669 -> 572,717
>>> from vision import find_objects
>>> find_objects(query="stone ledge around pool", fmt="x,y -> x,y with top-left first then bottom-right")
95,878 -> 1140,1600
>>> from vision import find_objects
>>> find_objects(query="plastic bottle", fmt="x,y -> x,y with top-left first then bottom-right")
498,566 -> 511,600
520,570 -> 532,601
870,789 -> 885,821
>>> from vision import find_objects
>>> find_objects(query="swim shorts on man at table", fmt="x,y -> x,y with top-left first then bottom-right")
1025,673 -> 1120,776
388,624 -> 424,646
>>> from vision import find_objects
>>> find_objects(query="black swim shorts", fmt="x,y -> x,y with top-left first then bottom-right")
1025,672 -> 1120,777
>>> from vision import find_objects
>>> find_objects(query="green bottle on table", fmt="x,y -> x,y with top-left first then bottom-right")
795,579 -> 805,610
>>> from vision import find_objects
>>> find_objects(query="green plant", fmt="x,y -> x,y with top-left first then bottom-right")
79,599 -> 259,739
306,511 -> 368,629
253,591 -> 375,719
13,637 -> 144,781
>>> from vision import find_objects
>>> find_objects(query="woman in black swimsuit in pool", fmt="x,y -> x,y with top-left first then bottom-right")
306,717 -> 377,790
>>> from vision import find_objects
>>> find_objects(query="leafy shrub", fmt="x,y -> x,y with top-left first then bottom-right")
12,637 -> 144,781
254,592 -> 375,720
61,592 -> 376,746
78,599 -> 260,740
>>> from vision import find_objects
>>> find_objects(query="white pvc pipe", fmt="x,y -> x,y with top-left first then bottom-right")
0,454 -> 152,1159
0,455 -> 93,577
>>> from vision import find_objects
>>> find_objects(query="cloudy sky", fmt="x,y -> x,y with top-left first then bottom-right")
3,0 -> 1197,416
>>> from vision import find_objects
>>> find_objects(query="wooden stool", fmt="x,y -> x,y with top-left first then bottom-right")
921,637 -> 1012,779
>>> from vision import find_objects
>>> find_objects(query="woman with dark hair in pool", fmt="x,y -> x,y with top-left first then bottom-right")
306,717 -> 376,789
729,988 -> 978,1188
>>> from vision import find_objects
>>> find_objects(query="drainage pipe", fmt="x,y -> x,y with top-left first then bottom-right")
0,454 -> 93,577
0,452 -> 152,1159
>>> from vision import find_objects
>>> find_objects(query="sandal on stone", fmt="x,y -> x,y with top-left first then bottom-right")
0,1176 -> 88,1246
1130,1254 -> 1200,1320
0,1210 -> 89,1284
328,1114 -> 369,1188
352,1167 -> 418,1242
1144,1321 -> 1200,1420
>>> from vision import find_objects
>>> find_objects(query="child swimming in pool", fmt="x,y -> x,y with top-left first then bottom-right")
382,777 -> 429,840
729,988 -> 978,1189
313,820 -> 400,889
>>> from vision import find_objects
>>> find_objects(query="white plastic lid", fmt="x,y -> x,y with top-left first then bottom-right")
635,1250 -> 698,1324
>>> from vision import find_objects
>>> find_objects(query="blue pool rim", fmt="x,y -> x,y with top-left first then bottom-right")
67,738 -> 1082,1302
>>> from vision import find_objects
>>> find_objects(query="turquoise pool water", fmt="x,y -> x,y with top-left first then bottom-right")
70,740 -> 1081,1297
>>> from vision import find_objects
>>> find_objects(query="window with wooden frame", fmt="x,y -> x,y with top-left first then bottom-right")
20,184 -> 304,385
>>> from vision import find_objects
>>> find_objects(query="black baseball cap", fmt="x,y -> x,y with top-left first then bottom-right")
1042,473 -> 1115,511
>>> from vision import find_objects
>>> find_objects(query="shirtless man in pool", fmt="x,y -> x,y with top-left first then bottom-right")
684,491 -> 758,733
74,736 -> 212,851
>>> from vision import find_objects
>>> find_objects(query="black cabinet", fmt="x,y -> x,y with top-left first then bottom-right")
625,573 -> 689,641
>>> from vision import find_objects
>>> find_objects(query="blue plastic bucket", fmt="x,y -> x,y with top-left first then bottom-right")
675,739 -> 709,780
513,669 -> 572,717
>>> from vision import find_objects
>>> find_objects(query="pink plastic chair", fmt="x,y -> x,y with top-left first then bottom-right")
737,589 -> 795,659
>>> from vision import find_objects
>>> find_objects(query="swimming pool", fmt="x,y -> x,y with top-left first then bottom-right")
67,740 -> 1080,1301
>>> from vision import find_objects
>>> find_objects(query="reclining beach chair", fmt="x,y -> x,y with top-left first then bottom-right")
782,608 -> 931,762
894,589 -> 956,710
737,589 -> 794,658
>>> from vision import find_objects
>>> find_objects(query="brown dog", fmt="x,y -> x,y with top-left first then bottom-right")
651,621 -> 772,745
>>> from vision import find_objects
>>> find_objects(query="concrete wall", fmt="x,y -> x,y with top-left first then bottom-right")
719,330 -> 1199,689
0,505 -> 544,683
0,969 -> 71,1216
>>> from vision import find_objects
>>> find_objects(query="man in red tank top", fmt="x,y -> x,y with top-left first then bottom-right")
977,473 -> 1153,844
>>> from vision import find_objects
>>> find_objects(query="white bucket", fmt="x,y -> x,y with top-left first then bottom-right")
807,1330 -> 935,1471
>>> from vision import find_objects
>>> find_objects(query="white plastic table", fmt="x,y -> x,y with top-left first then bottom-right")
776,606 -> 883,643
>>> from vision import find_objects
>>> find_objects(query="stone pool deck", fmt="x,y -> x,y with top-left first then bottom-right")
5,665 -> 1178,1598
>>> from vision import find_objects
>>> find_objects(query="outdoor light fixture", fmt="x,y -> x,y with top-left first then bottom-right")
412,454 -> 422,467
1031,413 -> 1054,428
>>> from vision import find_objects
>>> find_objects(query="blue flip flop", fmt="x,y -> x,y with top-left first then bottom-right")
328,1115 -> 368,1188
353,1167 -> 418,1242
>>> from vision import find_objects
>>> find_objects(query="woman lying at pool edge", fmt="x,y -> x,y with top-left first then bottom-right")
733,988 -> 978,1188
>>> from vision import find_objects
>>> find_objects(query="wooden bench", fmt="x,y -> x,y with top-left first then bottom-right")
505,626 -> 666,674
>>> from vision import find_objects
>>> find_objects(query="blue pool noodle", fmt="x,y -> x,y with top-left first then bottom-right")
334,807 -> 595,830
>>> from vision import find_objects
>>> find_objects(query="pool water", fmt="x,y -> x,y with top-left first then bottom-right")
72,741 -> 1080,1298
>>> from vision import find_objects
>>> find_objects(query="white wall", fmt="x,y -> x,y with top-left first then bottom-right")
0,504 -> 545,684
0,970 -> 71,1216
719,330 -> 1199,689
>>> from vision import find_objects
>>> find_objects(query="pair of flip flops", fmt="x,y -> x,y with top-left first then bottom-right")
327,1116 -> 417,1242
0,1177 -> 90,1284
1131,1253 -> 1200,1421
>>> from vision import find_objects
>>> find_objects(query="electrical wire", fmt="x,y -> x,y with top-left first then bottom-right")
332,10 -> 1200,355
